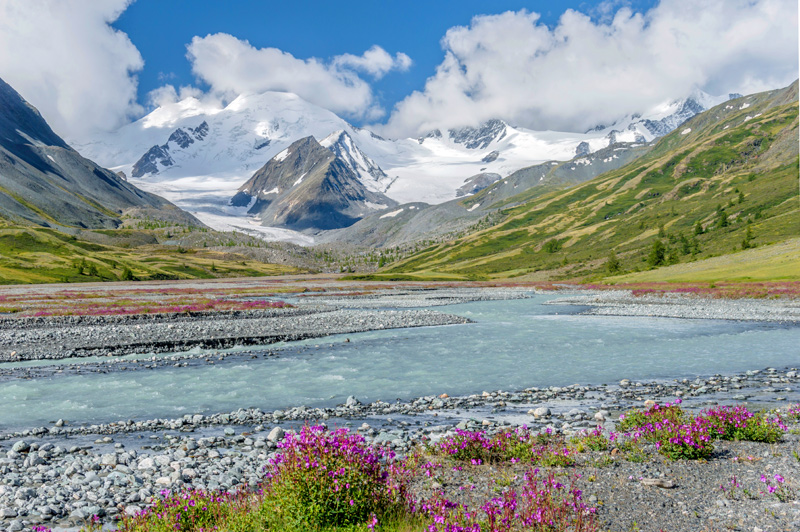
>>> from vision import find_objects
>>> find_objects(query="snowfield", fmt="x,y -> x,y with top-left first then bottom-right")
75,88 -> 732,241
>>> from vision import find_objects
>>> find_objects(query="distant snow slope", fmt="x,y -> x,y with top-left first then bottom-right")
77,88 -> 732,241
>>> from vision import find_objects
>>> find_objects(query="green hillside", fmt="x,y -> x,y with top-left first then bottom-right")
380,83 -> 799,281
0,226 -> 301,284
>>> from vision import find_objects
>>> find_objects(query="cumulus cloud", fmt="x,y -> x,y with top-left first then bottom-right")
380,0 -> 799,137
180,34 -> 410,121
0,0 -> 144,143
147,84 -> 204,108
333,45 -> 412,79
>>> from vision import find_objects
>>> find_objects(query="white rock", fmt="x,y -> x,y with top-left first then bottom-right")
124,505 -> 143,517
137,457 -> 155,470
267,427 -> 285,443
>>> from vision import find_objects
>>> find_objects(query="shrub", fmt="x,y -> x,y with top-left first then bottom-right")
652,417 -> 715,460
617,400 -> 686,434
571,426 -> 610,452
433,427 -> 574,467
646,239 -> 666,268
617,400 -> 714,460
117,490 -> 246,532
700,405 -> 786,444
261,425 -> 409,530
420,470 -> 598,531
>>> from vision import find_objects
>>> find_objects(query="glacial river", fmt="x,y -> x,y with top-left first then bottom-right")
1,295 -> 799,431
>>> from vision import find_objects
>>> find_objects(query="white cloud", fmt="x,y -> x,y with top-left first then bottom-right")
147,84 -> 204,107
380,0 -> 799,137
333,45 -> 412,79
0,0 -> 144,143
183,34 -> 409,121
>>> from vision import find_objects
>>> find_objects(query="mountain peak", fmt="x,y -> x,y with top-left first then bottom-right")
320,130 -> 389,191
231,134 -> 395,231
448,119 -> 508,150
0,77 -> 69,151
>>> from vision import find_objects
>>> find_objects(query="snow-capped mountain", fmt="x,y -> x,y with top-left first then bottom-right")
76,87 -> 733,243
588,90 -> 734,143
319,130 -> 394,193
231,136 -> 396,232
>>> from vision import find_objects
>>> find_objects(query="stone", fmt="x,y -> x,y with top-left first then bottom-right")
619,379 -> 631,387
100,454 -> 118,466
532,407 -> 551,418
223,428 -> 235,436
640,478 -> 674,488
345,395 -> 360,407
267,427 -> 285,443
125,505 -> 143,517
11,441 -> 29,453
0,507 -> 17,518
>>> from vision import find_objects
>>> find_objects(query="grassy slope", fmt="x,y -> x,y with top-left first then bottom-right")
380,84 -> 799,282
605,237 -> 800,283
0,227 -> 300,284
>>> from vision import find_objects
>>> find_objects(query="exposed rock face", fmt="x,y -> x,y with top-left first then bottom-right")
231,136 -> 396,232
417,119 -> 508,150
320,130 -> 391,191
448,119 -> 507,150
641,98 -> 706,137
456,173 -> 502,197
575,142 -> 591,157
131,121 -> 209,178
417,129 -> 442,144
0,76 -> 196,228
481,150 -> 500,163
131,145 -> 172,178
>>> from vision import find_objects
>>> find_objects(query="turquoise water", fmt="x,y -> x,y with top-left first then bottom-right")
1,295 -> 798,430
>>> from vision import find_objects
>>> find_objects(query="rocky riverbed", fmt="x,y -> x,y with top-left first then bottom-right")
0,365 -> 798,532
0,286 -> 538,362
0,285 -> 798,531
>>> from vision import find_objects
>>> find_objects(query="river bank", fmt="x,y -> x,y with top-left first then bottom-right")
0,284 -> 798,531
0,365 -> 798,532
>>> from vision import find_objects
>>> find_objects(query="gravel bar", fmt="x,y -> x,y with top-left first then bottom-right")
547,290 -> 800,323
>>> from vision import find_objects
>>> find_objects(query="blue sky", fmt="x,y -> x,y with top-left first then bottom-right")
0,0 -> 796,141
113,0 -> 659,116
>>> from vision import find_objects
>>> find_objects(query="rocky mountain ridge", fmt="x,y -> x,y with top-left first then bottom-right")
231,136 -> 396,232
0,76 -> 197,229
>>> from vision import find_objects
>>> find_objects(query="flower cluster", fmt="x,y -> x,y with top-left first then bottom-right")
117,490 -> 243,532
760,473 -> 796,502
570,426 -> 610,453
31,298 -> 289,317
433,427 -> 573,467
701,405 -> 786,443
421,470 -> 597,532
616,401 -> 789,460
617,399 -> 686,433
785,403 -> 800,421
262,425 -> 410,529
